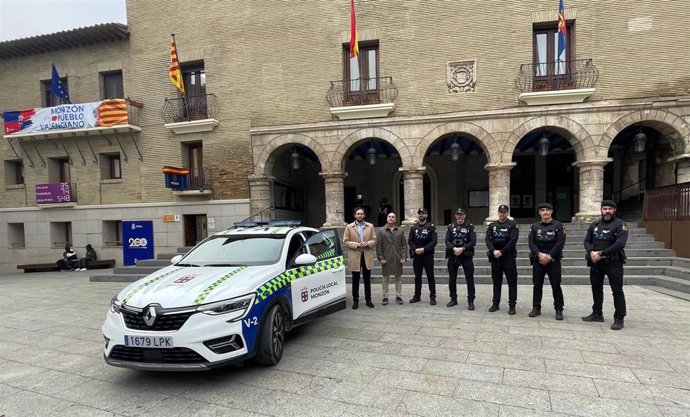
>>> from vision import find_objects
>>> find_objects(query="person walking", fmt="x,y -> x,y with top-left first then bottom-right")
527,203 -> 566,320
445,208 -> 476,310
408,208 -> 438,305
583,200 -> 629,330
376,212 -> 407,305
486,205 -> 519,315
343,206 -> 377,310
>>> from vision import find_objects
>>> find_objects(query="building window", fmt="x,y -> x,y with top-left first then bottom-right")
49,158 -> 71,183
4,160 -> 24,185
103,220 -> 122,246
50,221 -> 72,248
41,78 -> 69,107
8,223 -> 26,248
184,142 -> 204,189
100,153 -> 122,179
342,42 -> 379,104
101,70 -> 124,99
182,61 -> 206,97
274,181 -> 304,212
533,22 -> 574,76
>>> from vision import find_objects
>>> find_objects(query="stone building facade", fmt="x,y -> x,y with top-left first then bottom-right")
0,1 -> 689,271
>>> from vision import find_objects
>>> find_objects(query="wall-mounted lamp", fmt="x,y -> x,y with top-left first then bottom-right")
450,141 -> 460,161
290,148 -> 300,170
367,143 -> 377,165
538,136 -> 550,157
633,129 -> 647,153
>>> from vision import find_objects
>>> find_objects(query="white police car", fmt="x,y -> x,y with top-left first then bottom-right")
102,222 -> 345,370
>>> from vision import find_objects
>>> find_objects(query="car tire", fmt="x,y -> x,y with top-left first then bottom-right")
255,304 -> 286,366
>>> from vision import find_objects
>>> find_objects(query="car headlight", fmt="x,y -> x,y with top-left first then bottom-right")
109,296 -> 122,313
197,293 -> 255,319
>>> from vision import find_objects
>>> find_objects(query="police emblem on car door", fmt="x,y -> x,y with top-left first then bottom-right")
290,230 -> 345,320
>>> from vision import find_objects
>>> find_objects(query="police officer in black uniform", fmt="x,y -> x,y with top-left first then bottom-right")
527,202 -> 566,320
408,208 -> 437,305
445,208 -> 476,310
486,204 -> 519,315
583,200 -> 628,330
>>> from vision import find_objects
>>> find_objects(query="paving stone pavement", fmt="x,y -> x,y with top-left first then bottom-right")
0,270 -> 689,417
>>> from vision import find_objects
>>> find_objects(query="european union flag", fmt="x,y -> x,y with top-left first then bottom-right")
51,64 -> 71,104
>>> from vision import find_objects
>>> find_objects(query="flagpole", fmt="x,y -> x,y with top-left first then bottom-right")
171,33 -> 192,121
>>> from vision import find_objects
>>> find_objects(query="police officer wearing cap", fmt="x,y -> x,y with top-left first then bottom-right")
408,208 -> 438,305
486,204 -> 519,314
445,208 -> 476,309
527,202 -> 566,320
583,200 -> 629,330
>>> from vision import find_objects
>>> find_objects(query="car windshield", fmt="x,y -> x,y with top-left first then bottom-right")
179,235 -> 286,266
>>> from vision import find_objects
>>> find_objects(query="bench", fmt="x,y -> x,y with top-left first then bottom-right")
17,259 -> 116,273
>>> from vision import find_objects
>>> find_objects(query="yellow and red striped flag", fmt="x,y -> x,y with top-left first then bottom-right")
349,0 -> 359,58
169,37 -> 185,94
97,99 -> 128,126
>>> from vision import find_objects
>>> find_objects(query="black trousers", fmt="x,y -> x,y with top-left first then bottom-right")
351,252 -> 372,302
413,254 -> 436,298
490,252 -> 517,306
532,259 -> 564,310
590,262 -> 626,320
448,255 -> 475,301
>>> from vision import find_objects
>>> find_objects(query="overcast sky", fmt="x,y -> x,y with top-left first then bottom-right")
0,0 -> 127,41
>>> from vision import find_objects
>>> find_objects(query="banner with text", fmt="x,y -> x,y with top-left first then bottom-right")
3,99 -> 128,135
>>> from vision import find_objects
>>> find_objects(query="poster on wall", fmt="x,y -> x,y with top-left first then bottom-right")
122,220 -> 154,266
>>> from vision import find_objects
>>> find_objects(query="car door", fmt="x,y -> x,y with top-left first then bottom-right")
290,229 -> 346,323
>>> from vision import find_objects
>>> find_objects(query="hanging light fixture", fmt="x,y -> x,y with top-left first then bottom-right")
450,141 -> 460,161
537,134 -> 550,157
367,143 -> 377,165
633,128 -> 647,153
290,148 -> 300,170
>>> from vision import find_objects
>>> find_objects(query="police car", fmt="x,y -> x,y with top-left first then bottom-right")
102,221 -> 345,370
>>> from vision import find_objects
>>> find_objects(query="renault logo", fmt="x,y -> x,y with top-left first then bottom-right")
143,306 -> 157,327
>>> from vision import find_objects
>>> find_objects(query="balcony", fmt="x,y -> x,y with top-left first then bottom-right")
515,59 -> 599,106
162,94 -> 219,135
163,166 -> 212,197
326,76 -> 398,120
35,182 -> 77,207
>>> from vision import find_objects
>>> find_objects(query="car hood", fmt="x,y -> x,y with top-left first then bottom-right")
117,264 -> 282,308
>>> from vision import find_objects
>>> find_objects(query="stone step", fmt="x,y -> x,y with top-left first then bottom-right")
90,273 -> 147,282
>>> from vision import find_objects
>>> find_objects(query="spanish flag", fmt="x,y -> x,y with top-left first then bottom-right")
97,99 -> 128,126
169,37 -> 185,94
349,0 -> 359,58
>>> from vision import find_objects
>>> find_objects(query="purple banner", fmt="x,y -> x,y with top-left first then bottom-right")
35,183 -> 73,204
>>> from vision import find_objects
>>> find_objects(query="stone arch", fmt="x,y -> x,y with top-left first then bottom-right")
503,115 -> 592,162
415,121 -> 499,166
254,133 -> 329,176
599,109 -> 690,158
333,127 -> 411,171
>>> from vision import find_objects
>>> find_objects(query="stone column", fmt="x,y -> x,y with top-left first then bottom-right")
485,163 -> 516,223
573,159 -> 611,222
400,167 -> 425,226
248,174 -> 274,221
320,171 -> 347,227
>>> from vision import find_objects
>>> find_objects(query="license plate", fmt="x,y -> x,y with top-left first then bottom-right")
124,335 -> 174,348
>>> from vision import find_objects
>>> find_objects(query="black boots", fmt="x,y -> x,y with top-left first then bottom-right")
582,313 -> 605,322
555,310 -> 564,321
528,308 -> 541,318
610,319 -> 624,330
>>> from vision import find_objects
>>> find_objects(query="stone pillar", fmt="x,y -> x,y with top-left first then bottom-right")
248,174 -> 274,221
320,171 -> 347,227
485,163 -> 516,223
573,159 -> 611,222
400,167 -> 425,226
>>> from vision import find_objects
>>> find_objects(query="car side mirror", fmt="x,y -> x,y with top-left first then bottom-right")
170,254 -> 183,265
294,253 -> 317,266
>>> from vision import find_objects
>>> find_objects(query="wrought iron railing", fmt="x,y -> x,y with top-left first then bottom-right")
326,76 -> 398,107
515,59 -> 599,93
187,170 -> 211,191
643,182 -> 690,221
161,94 -> 218,123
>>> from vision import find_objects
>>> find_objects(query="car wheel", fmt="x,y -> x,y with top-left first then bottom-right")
255,304 -> 285,365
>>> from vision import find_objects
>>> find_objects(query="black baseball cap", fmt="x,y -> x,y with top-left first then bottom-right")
455,208 -> 466,214
417,207 -> 428,214
498,204 -> 509,212
538,202 -> 554,210
601,200 -> 617,209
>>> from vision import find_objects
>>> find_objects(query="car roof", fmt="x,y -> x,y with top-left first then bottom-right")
213,225 -> 318,237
